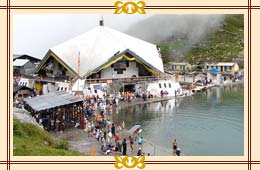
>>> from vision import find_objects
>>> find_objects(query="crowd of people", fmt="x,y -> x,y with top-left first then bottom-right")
72,94 -> 148,156
21,86 -> 160,135
26,92 -> 180,156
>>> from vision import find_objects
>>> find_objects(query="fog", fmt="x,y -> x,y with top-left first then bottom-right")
13,14 -> 225,60
126,14 -> 225,43
13,14 -> 152,59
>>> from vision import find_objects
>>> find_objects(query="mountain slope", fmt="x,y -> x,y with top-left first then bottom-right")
126,14 -> 244,65
185,15 -> 244,64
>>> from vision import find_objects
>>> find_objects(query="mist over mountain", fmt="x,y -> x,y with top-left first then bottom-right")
126,14 -> 225,44
125,14 -> 244,65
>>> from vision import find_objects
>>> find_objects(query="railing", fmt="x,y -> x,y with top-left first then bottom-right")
143,138 -> 173,156
85,76 -> 172,84
16,75 -> 175,85
17,75 -> 70,83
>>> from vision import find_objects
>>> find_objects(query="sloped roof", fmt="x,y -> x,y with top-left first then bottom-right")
171,62 -> 189,66
205,63 -> 215,66
49,26 -> 164,77
13,59 -> 30,67
13,54 -> 22,60
13,54 -> 41,62
205,62 -> 236,67
13,85 -> 34,93
24,91 -> 83,111
216,62 -> 236,66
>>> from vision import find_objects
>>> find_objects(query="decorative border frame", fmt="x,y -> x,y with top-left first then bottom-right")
1,0 -> 258,169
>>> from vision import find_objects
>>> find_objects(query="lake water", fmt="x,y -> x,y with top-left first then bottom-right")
112,84 -> 244,156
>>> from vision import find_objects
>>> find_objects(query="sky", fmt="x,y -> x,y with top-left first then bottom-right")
13,14 -> 227,60
13,14 -> 152,59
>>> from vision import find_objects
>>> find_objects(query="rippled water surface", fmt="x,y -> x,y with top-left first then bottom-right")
112,84 -> 244,156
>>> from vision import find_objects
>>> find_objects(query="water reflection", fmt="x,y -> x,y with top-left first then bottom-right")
154,98 -> 182,113
113,84 -> 244,155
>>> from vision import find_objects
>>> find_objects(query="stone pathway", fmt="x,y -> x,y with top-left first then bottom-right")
50,127 -> 172,156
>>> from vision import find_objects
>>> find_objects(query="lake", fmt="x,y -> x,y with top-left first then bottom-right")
112,84 -> 244,156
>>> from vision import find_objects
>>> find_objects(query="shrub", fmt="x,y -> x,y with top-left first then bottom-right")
54,140 -> 69,150
13,119 -> 23,136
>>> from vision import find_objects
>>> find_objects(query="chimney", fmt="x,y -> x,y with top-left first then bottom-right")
99,16 -> 104,26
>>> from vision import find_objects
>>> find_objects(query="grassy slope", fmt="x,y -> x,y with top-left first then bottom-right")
159,15 -> 244,64
160,41 -> 187,63
13,119 -> 83,156
185,15 -> 244,64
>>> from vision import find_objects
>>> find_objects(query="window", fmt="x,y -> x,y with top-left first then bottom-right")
64,87 -> 67,91
164,83 -> 167,88
117,70 -> 123,74
169,83 -> 171,88
57,87 -> 60,91
60,87 -> 64,91
159,83 -> 162,88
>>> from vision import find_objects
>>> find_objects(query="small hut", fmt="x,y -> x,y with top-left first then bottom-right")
24,91 -> 84,130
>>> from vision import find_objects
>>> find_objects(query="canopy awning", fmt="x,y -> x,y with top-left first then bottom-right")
208,68 -> 220,73
13,86 -> 34,94
24,91 -> 83,111
128,125 -> 141,134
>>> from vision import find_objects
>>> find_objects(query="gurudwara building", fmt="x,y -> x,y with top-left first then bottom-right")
35,20 -> 164,82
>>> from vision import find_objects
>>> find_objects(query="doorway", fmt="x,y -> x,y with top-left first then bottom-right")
124,84 -> 135,92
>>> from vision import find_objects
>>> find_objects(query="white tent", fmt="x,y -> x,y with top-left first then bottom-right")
72,79 -> 85,91
13,59 -> 29,67
47,25 -> 164,77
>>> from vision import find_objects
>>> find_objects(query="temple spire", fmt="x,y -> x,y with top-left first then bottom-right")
99,16 -> 104,26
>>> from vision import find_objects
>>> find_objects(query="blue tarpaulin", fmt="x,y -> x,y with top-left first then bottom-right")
208,68 -> 220,73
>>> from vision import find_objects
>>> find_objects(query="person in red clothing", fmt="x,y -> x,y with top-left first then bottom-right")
129,135 -> 134,152
115,133 -> 121,152
115,133 -> 120,143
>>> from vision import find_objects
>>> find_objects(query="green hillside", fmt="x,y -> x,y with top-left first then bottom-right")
159,15 -> 244,64
185,15 -> 243,64
13,119 -> 83,156
160,40 -> 190,63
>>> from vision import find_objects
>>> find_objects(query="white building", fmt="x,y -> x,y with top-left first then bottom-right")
13,59 -> 35,76
33,20 -> 186,96
36,20 -> 164,80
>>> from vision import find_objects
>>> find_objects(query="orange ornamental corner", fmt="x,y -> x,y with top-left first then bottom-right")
114,156 -> 146,169
114,1 -> 146,14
